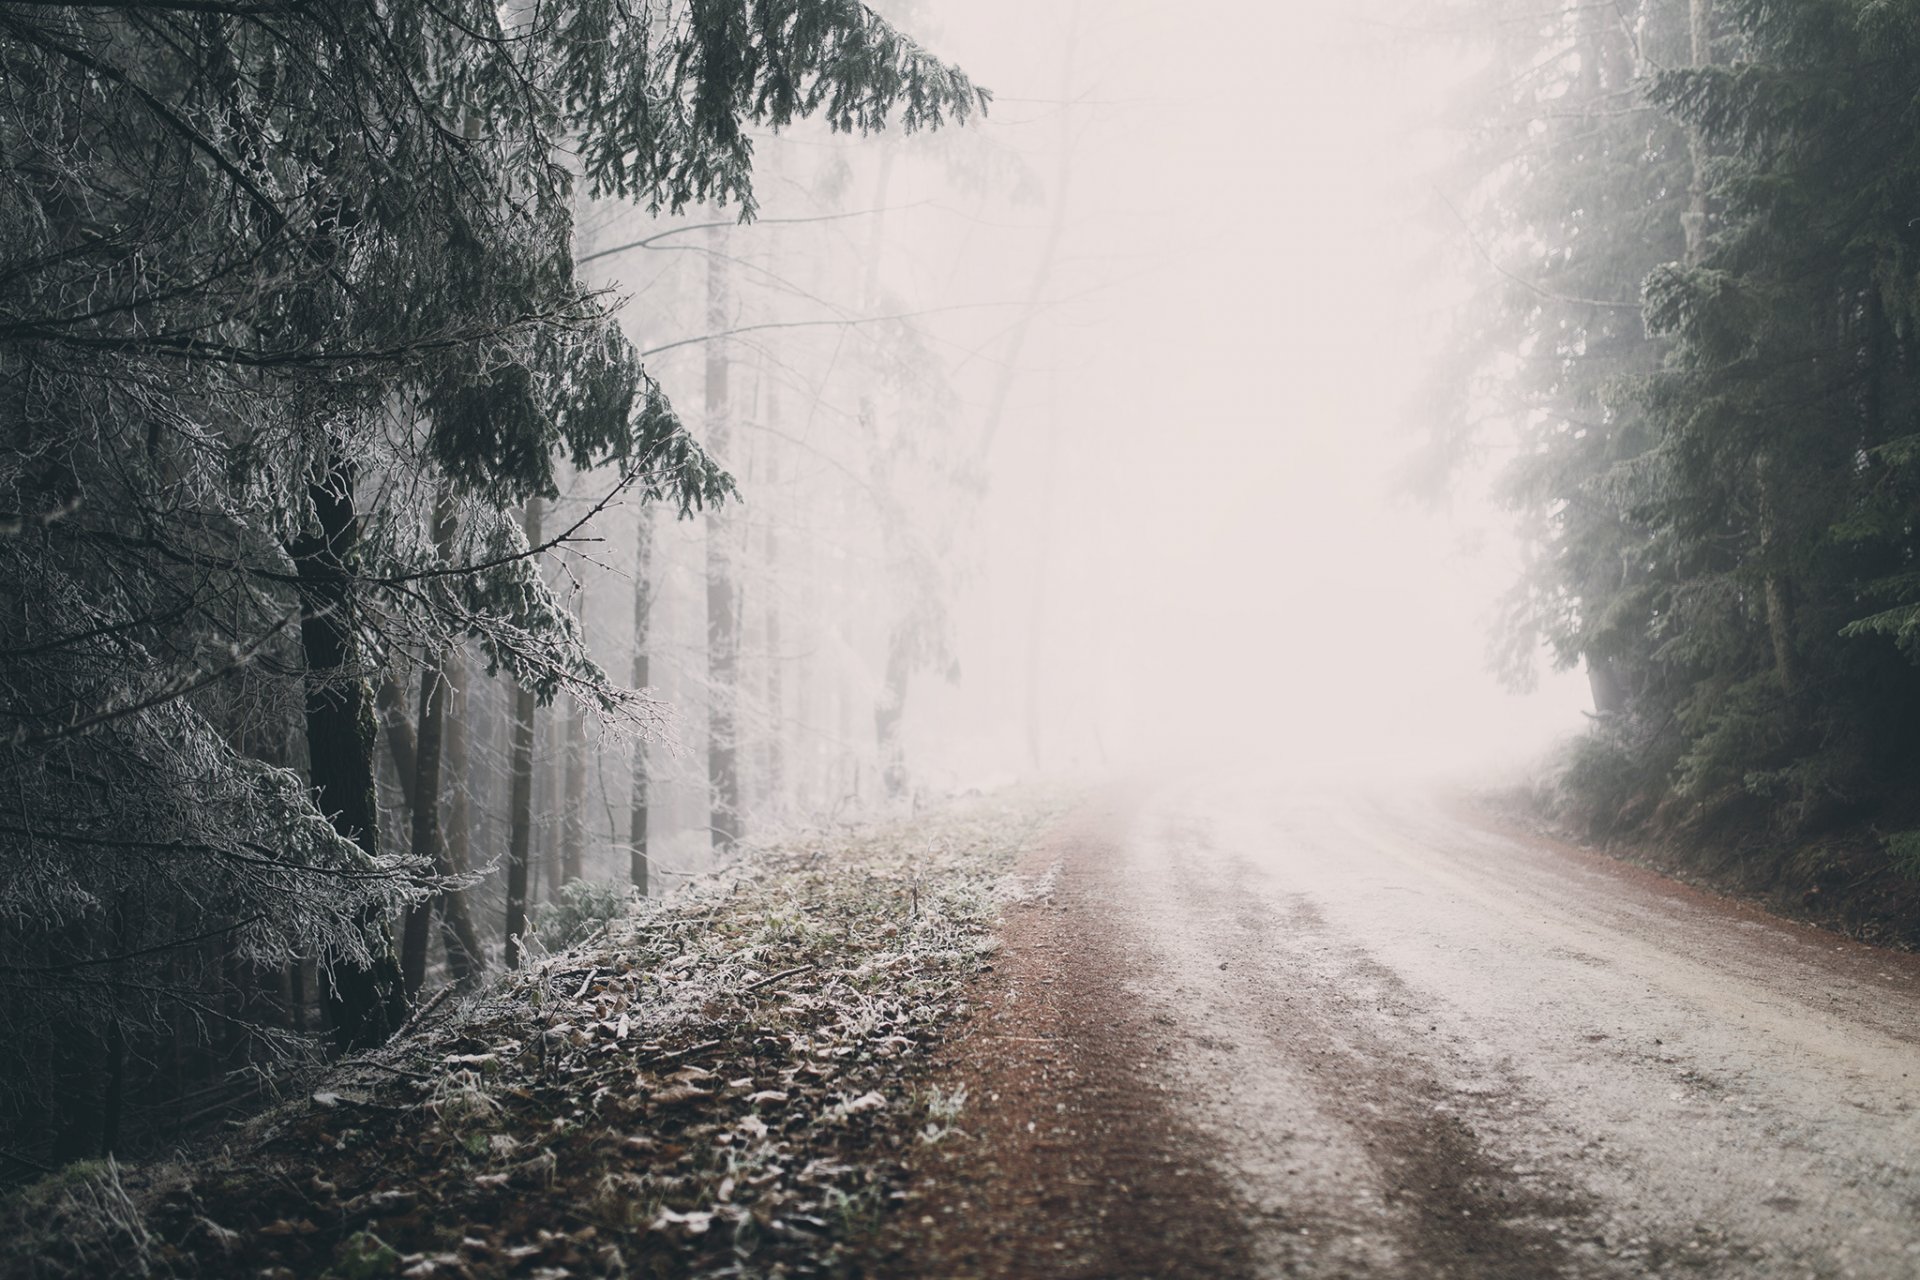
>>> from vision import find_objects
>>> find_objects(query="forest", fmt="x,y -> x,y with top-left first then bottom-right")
6,0 -> 1920,1277
1432,0 -> 1920,919
0,0 -> 989,1165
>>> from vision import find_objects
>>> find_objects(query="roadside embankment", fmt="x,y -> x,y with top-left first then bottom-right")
0,791 -> 1065,1280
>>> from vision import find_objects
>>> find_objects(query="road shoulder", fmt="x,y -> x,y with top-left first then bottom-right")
865,795 -> 1256,1280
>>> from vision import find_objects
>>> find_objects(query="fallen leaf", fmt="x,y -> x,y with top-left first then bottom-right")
653,1208 -> 714,1234
444,1053 -> 499,1069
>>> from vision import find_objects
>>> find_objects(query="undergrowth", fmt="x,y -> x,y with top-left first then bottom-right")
0,790 -> 1067,1279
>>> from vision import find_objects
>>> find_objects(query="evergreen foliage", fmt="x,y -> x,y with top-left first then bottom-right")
1441,0 -> 1920,856
0,0 -> 978,1157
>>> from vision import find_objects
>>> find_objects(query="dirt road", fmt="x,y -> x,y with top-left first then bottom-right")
887,781 -> 1920,1279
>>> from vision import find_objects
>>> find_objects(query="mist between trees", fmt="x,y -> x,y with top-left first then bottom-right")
0,0 -> 1001,1168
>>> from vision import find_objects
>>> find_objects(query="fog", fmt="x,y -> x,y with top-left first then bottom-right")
933,0 -> 1596,781
574,0 -> 1592,875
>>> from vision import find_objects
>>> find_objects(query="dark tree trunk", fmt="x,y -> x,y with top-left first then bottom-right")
399,497 -> 456,994
706,225 -> 740,850
561,645 -> 587,884
629,507 -> 653,895
542,725 -> 561,899
1758,458 -> 1801,698
100,894 -> 128,1155
101,1014 -> 124,1156
282,961 -> 306,1036
396,737 -> 437,990
377,607 -> 481,980
504,498 -> 543,968
291,453 -> 406,1051
440,651 -> 478,975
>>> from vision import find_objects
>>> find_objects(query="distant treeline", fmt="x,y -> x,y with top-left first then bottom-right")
1437,1 -> 1920,874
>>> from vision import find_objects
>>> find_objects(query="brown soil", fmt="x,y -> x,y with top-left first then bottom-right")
863,796 -> 1256,1280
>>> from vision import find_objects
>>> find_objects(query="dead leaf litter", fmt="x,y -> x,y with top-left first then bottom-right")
1,794 -> 1065,1280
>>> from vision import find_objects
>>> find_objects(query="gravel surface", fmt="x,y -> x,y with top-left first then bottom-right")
892,778 -> 1920,1279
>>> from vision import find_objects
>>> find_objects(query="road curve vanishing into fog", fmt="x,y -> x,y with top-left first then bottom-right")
917,780 -> 1920,1279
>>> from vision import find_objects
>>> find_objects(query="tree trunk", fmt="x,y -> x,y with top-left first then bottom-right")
100,894 -> 129,1155
441,652 -> 477,973
1763,570 -> 1799,695
629,505 -> 653,895
762,416 -> 785,809
1757,455 -> 1801,697
287,960 -> 308,1035
400,495 -> 454,995
706,223 -> 740,851
1683,0 -> 1796,695
381,497 -> 483,990
101,1013 -> 124,1156
1025,368 -> 1063,771
291,452 -> 407,1051
542,720 -> 561,899
377,673 -> 485,989
995,8 -> 1078,767
561,596 -> 587,885
875,623 -> 912,799
504,497 -> 543,969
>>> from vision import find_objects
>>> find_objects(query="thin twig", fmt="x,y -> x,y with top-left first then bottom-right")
743,963 -> 814,993
575,202 -> 932,265
638,302 -> 1026,359
396,983 -> 455,1036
